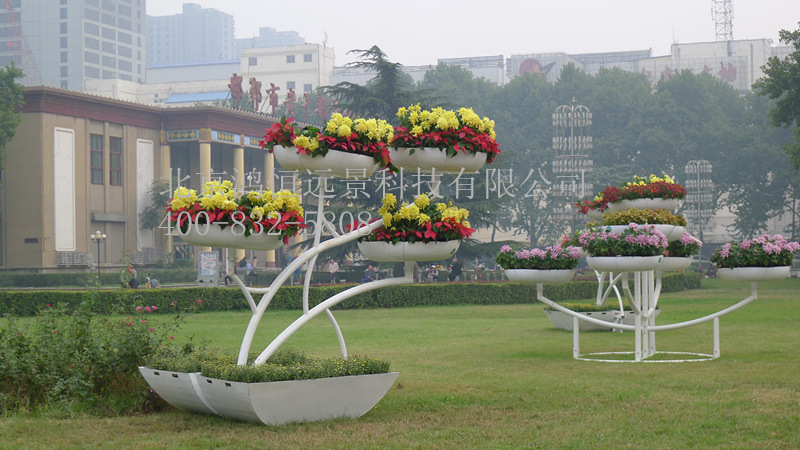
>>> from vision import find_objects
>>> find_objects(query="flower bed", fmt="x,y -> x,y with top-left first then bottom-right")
578,223 -> 669,257
392,104 -> 500,164
261,114 -> 395,170
167,180 -> 305,244
495,245 -> 582,270
710,234 -> 799,268
357,194 -> 474,245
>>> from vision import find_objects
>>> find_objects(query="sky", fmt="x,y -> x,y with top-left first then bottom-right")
146,1 -> 800,66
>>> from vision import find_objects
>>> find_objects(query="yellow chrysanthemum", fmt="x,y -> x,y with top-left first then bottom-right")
414,194 -> 430,209
417,213 -> 431,226
382,193 -> 397,209
250,206 -> 265,221
170,186 -> 197,210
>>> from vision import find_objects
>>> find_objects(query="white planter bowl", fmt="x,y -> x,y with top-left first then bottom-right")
138,367 -> 218,415
659,256 -> 693,272
586,255 -> 663,272
586,209 -> 605,220
601,224 -> 686,241
504,269 -> 575,284
273,145 -> 379,178
179,224 -> 284,250
389,147 -> 487,174
358,240 -> 460,262
614,198 -> 681,212
717,266 -> 790,282
195,372 -> 398,425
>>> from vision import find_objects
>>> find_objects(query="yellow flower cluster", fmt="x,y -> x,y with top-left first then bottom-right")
198,180 -> 237,211
170,186 -> 198,210
396,104 -> 495,138
292,134 -> 319,151
252,189 -> 303,219
352,118 -> 394,143
325,112 -> 354,138
627,174 -> 676,186
377,194 -> 469,230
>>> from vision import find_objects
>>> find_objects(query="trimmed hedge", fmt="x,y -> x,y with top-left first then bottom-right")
0,269 -> 196,288
0,273 -> 701,317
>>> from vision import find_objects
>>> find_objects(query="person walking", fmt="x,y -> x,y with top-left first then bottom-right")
246,257 -> 256,285
448,257 -> 462,282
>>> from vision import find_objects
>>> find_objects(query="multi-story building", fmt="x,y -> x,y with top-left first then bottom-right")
1,87 -> 280,271
234,27 -> 305,56
0,0 -> 146,89
146,3 -> 235,66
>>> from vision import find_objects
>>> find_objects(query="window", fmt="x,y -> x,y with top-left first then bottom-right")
60,52 -> 68,63
248,57 -> 257,66
287,81 -> 295,90
303,53 -> 312,62
304,83 -> 312,92
85,37 -> 99,50
60,37 -> 68,48
109,137 -> 122,186
60,22 -> 67,34
90,134 -> 103,185
286,55 -> 295,63
60,8 -> 67,19
60,66 -> 68,77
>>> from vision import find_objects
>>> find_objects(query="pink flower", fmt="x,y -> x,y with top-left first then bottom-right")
46,304 -> 50,307
169,336 -> 175,340
530,248 -> 547,259
52,331 -> 57,334
567,246 -> 583,259
500,245 -> 512,253
151,305 -> 158,311
135,306 -> 142,312
149,328 -> 154,332
719,243 -> 731,258
144,306 -> 152,313
740,240 -> 751,250
197,299 -> 203,304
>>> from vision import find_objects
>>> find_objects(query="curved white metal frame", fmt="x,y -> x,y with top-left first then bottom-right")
220,176 -> 416,366
537,271 -> 760,362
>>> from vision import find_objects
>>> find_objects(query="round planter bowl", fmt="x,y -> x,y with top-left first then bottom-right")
179,224 -> 284,250
659,256 -> 693,272
357,240 -> 460,262
614,198 -> 681,212
717,266 -> 790,282
586,255 -> 663,272
389,147 -> 487,174
504,269 -> 575,284
602,224 -> 686,241
273,145 -> 379,178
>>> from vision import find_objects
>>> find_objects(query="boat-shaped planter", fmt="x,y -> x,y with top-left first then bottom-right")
195,372 -> 399,425
389,147 -> 487,174
273,145 -> 379,178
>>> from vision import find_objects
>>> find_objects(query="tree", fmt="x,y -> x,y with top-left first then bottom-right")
753,22 -> 800,169
0,64 -> 25,170
139,180 -> 171,231
321,46 -> 420,122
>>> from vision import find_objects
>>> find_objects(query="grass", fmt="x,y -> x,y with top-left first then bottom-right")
1,278 -> 799,448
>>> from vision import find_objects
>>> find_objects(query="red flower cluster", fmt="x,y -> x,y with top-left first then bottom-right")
574,198 -> 608,214
259,117 -> 296,151
317,134 -> 391,167
392,126 -> 501,164
617,181 -> 687,201
350,218 -> 474,244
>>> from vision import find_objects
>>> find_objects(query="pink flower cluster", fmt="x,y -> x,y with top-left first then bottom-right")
513,246 -> 580,261
135,305 -> 158,313
578,230 -> 622,246
679,232 -> 703,247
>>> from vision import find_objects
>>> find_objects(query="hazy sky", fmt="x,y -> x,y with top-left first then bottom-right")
147,1 -> 800,66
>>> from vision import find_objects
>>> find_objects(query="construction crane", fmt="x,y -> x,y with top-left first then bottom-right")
4,0 -> 42,85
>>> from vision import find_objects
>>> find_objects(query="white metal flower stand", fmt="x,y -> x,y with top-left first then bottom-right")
536,268 -> 761,362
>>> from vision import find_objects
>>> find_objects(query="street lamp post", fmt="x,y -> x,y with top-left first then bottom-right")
684,160 -> 714,272
90,230 -> 107,280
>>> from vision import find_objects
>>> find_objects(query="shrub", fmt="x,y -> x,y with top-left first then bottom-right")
0,300 -> 189,414
147,347 -> 390,383
602,208 -> 687,226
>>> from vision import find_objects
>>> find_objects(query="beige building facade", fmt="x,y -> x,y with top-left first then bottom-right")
1,87 -> 279,272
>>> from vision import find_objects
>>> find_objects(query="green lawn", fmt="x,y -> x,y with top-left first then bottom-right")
1,278 -> 799,448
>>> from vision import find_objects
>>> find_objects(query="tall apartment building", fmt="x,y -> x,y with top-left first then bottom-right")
146,3 -> 235,66
0,0 -> 146,88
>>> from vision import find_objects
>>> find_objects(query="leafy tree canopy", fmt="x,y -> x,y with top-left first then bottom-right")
0,64 -> 25,170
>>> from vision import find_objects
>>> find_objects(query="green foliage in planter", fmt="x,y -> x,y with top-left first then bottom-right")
0,273 -> 701,317
146,347 -> 390,383
602,208 -> 687,226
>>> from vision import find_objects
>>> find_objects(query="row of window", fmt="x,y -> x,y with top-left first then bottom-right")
90,134 -> 123,186
285,81 -> 314,92
246,54 -> 314,66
